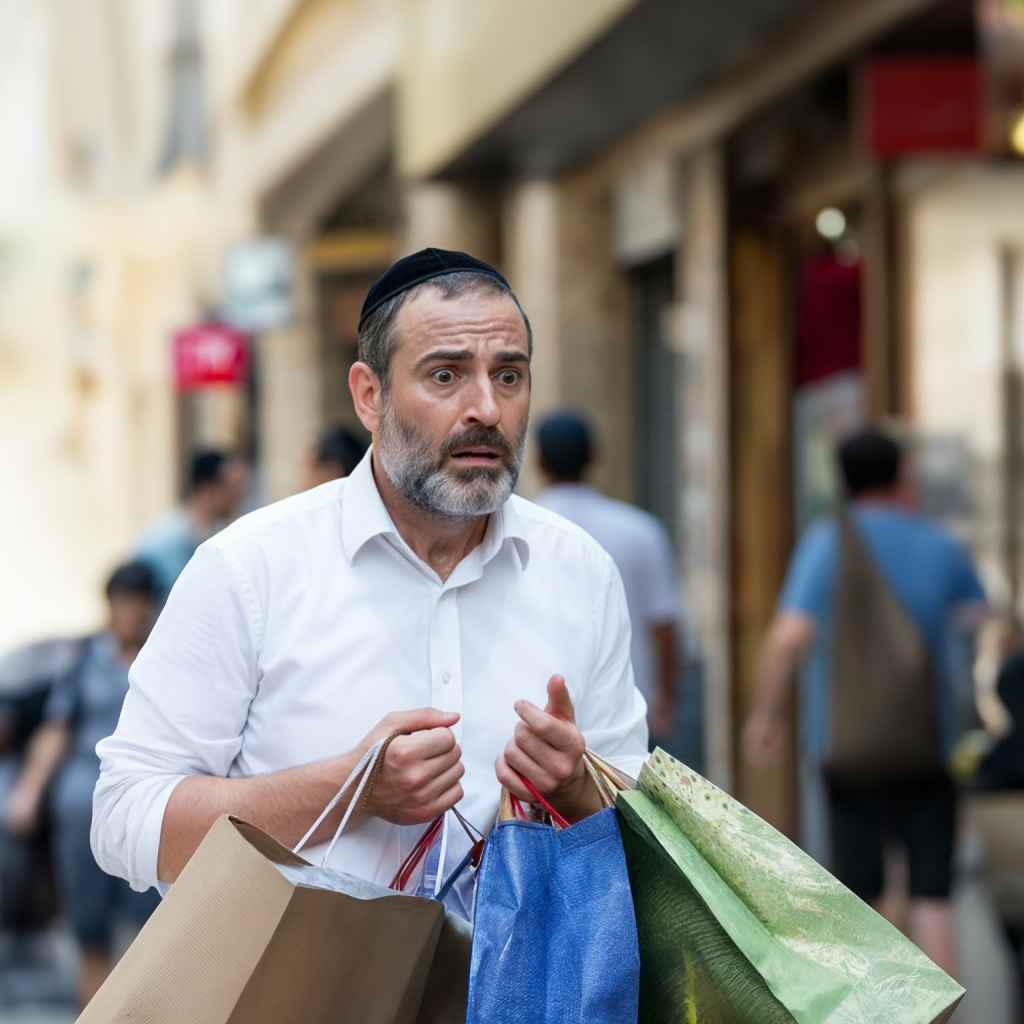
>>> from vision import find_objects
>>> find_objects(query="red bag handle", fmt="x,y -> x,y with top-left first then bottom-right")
389,815 -> 444,891
514,773 -> 571,830
389,807 -> 485,892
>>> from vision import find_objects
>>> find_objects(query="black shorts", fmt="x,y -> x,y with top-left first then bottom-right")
825,773 -> 957,902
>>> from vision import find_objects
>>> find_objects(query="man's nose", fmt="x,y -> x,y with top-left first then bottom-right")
464,377 -> 501,426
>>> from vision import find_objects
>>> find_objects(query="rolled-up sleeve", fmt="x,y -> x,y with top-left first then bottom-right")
577,557 -> 649,780
92,542 -> 262,892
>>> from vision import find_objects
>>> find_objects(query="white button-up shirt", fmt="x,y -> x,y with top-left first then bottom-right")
92,454 -> 648,894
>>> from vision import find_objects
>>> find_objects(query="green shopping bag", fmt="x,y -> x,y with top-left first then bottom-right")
617,749 -> 964,1024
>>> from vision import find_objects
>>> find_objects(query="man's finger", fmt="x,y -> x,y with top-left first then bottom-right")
503,743 -> 559,794
513,699 -> 577,750
543,674 -> 576,724
495,755 -> 534,801
419,758 -> 466,803
512,721 -> 578,780
384,708 -> 460,735
389,727 -> 459,766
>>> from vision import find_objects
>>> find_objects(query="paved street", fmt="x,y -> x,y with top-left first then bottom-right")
0,930 -> 77,1023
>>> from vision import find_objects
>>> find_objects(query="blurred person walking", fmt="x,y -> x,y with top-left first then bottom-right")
972,614 -> 1024,792
4,561 -> 160,1009
743,428 -> 987,976
535,410 -> 683,741
304,424 -> 367,489
135,449 -> 248,599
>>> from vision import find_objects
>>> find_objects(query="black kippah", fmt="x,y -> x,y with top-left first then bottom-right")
358,248 -> 512,330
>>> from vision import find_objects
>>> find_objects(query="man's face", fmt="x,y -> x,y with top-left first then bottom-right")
375,288 -> 531,522
108,592 -> 155,649
217,459 -> 248,520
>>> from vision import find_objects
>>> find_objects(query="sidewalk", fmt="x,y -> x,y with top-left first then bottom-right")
0,928 -> 76,1023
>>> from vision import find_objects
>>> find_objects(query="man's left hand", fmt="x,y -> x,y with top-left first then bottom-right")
495,674 -> 600,823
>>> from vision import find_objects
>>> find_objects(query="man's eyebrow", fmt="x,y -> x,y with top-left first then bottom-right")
414,348 -> 472,370
414,348 -> 530,370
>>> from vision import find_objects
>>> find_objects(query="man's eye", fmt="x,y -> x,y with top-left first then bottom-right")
432,369 -> 455,384
498,370 -> 520,385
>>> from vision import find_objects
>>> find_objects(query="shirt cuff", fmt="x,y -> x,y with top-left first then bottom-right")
94,774 -> 186,894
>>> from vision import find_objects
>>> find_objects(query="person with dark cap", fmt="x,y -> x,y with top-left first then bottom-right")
305,424 -> 368,489
5,561 -> 160,1008
536,410 -> 683,740
743,427 -> 986,977
92,248 -> 648,917
135,447 -> 248,598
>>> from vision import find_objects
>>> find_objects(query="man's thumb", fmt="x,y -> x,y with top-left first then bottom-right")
544,674 -> 576,722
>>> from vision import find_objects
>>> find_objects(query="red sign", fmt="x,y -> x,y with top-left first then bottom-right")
173,322 -> 249,390
864,58 -> 982,157
797,255 -> 862,386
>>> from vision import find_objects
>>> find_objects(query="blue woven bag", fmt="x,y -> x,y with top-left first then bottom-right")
466,799 -> 639,1024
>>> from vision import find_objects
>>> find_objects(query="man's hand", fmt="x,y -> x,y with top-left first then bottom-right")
495,675 -> 599,823
360,708 -> 464,826
6,785 -> 41,837
742,713 -> 785,766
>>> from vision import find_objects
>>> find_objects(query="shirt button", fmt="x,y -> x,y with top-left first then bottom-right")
441,672 -> 451,684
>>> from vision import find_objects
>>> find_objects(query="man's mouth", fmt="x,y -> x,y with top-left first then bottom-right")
450,448 -> 503,463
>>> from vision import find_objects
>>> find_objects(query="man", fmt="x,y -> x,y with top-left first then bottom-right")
305,424 -> 367,489
535,410 -> 683,739
135,448 -> 247,598
6,561 -> 160,1008
743,428 -> 986,976
92,248 -> 648,905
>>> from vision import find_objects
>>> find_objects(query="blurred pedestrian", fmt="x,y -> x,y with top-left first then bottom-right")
743,428 -> 987,976
135,448 -> 247,598
973,614 -> 1024,791
4,560 -> 160,1008
535,410 -> 683,740
91,248 -> 648,916
305,424 -> 367,489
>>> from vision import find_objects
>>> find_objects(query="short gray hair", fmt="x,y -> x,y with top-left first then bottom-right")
357,271 -> 533,390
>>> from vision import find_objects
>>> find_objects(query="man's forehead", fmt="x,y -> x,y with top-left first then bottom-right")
395,290 -> 529,346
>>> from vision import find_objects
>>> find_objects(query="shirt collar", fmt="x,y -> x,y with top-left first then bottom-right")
340,450 -> 531,572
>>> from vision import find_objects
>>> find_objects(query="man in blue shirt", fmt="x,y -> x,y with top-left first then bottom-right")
744,428 -> 986,977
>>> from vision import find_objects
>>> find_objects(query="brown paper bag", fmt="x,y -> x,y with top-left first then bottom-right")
76,813 -> 451,1023
79,735 -> 475,1024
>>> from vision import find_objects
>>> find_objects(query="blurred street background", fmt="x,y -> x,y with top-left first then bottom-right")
4,0 -> 1024,1019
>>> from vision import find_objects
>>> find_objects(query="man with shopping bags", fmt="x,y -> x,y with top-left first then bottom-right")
90,250 -> 648,953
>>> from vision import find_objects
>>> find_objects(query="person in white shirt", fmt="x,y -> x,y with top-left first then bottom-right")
92,248 -> 648,899
536,410 -> 683,741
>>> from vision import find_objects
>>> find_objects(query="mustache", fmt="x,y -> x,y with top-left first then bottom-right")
440,428 -> 516,459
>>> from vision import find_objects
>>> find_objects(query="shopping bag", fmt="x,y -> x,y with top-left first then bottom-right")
617,748 -> 965,1024
77,740 -> 472,1024
465,756 -> 640,1024
827,509 -> 941,781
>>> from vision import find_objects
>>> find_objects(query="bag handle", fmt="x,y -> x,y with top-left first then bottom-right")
292,735 -> 393,865
389,806 -> 485,892
581,750 -> 635,805
390,815 -> 445,891
499,750 -> 635,828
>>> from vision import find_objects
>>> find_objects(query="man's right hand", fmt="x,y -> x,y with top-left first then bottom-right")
359,708 -> 464,826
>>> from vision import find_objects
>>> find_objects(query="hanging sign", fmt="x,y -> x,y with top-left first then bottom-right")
863,58 -> 982,157
173,321 -> 249,390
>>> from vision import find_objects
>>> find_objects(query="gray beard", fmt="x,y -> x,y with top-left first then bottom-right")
377,404 -> 525,523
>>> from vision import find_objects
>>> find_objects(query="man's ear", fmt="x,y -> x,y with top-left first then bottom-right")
349,362 -> 383,433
